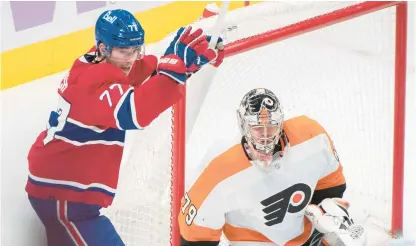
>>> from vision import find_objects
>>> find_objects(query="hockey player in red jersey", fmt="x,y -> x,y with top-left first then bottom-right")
25,9 -> 224,246
179,88 -> 367,246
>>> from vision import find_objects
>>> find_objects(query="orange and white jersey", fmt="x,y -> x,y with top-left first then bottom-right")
179,115 -> 346,246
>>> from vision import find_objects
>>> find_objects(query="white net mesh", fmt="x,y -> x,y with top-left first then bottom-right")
101,2 -> 398,245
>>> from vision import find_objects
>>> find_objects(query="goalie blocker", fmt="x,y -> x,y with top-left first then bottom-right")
178,88 -> 366,246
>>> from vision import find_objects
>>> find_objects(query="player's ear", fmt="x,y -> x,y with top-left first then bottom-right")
98,43 -> 108,57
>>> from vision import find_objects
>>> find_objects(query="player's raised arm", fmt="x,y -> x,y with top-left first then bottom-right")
78,25 -> 224,131
75,63 -> 182,130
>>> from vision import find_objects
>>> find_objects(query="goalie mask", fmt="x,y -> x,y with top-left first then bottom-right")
237,88 -> 285,170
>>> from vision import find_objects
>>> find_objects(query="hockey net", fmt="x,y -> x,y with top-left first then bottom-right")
101,1 -> 407,245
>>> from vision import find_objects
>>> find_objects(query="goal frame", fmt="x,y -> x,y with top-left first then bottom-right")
170,1 -> 408,244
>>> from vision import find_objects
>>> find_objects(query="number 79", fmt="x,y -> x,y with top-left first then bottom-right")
181,192 -> 198,226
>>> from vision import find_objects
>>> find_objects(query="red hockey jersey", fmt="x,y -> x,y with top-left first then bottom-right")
26,48 -> 183,207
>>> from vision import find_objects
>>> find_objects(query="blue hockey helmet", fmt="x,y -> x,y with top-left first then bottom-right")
95,9 -> 145,54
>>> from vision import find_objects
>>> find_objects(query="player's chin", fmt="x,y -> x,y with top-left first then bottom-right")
120,66 -> 132,75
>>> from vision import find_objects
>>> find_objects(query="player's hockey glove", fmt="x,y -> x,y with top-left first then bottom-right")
186,36 -> 225,75
305,198 -> 367,246
158,26 -> 209,84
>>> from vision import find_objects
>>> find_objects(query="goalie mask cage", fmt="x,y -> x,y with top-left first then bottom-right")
101,1 -> 407,246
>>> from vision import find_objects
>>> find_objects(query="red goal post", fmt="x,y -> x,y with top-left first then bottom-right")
171,1 -> 408,245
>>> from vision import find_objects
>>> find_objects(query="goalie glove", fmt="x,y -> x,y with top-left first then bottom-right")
305,198 -> 367,246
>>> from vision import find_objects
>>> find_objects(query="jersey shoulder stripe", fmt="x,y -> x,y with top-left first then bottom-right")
283,115 -> 331,147
316,164 -> 345,190
190,143 -> 252,196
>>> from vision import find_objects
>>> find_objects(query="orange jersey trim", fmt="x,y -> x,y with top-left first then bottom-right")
223,218 -> 312,245
285,116 -> 346,190
316,164 -> 346,190
283,116 -> 331,147
178,144 -> 252,241
223,223 -> 272,242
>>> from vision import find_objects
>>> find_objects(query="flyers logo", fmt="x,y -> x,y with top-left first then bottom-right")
260,183 -> 312,226
262,97 -> 274,107
247,94 -> 278,114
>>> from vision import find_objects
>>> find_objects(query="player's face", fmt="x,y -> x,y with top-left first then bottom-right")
107,46 -> 144,75
247,124 -> 283,171
249,124 -> 280,146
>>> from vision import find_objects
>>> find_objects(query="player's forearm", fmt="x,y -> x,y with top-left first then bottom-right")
180,236 -> 219,246
133,74 -> 183,127
311,183 -> 346,205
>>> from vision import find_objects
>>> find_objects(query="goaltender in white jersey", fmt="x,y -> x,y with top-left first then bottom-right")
179,88 -> 367,246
